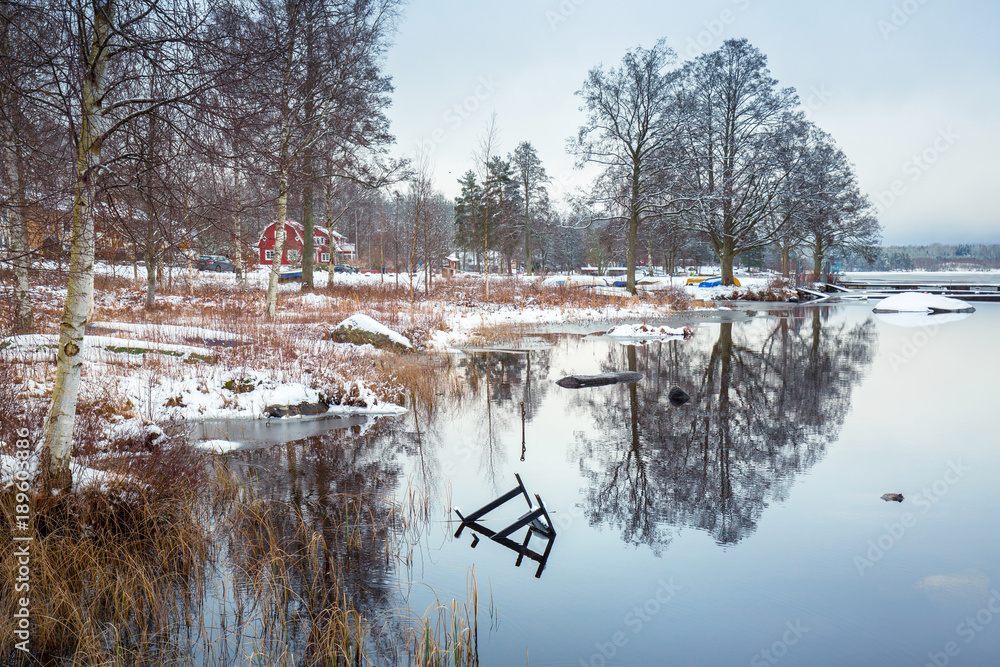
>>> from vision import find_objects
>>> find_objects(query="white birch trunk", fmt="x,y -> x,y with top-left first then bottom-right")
3,133 -> 33,334
325,173 -> 335,286
42,0 -> 112,493
232,167 -> 243,282
264,165 -> 288,320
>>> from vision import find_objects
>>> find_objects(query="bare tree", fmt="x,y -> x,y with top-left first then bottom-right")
677,39 -> 805,285
257,0 -> 401,314
0,0 -> 38,334
799,131 -> 880,278
34,0 -> 225,493
570,39 -> 689,294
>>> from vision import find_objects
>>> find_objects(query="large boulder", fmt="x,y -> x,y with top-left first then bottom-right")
331,314 -> 413,352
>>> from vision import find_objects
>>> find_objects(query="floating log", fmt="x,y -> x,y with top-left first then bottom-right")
556,371 -> 643,389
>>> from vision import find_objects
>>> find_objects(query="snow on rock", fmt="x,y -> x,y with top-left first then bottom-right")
873,292 -> 975,314
263,383 -> 322,407
326,379 -> 407,416
118,368 -> 404,422
605,324 -> 691,339
334,314 -> 413,349
194,439 -> 243,454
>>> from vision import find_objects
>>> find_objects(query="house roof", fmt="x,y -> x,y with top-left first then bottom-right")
256,219 -> 353,251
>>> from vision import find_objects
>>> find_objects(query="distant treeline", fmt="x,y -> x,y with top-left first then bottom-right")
839,244 -> 1000,272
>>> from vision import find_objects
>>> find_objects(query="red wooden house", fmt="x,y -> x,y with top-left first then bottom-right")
257,220 -> 356,266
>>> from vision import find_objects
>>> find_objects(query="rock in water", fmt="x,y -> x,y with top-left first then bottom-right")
668,387 -> 690,406
881,493 -> 904,503
265,400 -> 330,418
556,371 -> 642,389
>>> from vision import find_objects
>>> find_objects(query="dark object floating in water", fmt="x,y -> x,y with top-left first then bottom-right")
881,493 -> 904,503
668,387 -> 691,406
454,473 -> 556,578
556,371 -> 642,389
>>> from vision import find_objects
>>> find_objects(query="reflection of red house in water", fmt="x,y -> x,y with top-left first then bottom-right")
257,220 -> 356,266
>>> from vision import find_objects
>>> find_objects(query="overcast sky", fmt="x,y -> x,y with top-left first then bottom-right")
382,0 -> 1000,245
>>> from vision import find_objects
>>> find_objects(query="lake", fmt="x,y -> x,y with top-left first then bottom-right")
223,302 -> 1000,666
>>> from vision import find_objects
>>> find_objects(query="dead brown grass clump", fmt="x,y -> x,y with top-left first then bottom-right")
0,451 -> 214,666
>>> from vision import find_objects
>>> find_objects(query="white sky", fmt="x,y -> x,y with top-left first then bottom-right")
383,0 -> 1000,245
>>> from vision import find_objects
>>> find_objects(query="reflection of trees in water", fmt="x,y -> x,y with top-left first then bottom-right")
225,421 -> 411,661
455,349 -> 553,480
576,309 -> 877,552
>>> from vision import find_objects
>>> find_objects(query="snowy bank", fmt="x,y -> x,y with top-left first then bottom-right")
605,324 -> 692,340
0,333 -> 215,364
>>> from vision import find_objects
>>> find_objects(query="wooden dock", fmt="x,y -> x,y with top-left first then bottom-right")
833,280 -> 1000,302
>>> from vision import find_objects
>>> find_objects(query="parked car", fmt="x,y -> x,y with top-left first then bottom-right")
333,264 -> 358,274
197,255 -> 236,272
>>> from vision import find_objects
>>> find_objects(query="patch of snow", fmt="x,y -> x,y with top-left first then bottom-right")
2,453 -> 135,494
194,439 -> 243,454
0,333 -> 214,363
297,292 -> 332,307
606,324 -> 689,338
0,454 -> 38,489
69,461 -> 132,493
873,292 -> 975,313
90,322 -> 245,344
335,314 -> 413,348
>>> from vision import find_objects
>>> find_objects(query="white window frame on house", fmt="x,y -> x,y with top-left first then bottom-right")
264,250 -> 274,261
321,252 -> 330,263
314,236 -> 324,248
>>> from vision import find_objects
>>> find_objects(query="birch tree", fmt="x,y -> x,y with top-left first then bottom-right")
0,0 -> 38,334
259,0 -> 401,316
36,0 -> 223,493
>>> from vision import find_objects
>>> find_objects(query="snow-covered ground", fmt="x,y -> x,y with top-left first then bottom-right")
1,262 -> 790,455
86,260 -> 781,302
0,452 -> 136,495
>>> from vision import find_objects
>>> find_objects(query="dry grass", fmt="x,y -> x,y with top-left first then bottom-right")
0,448 -> 212,666
0,267 -> 697,665
0,449 -> 483,666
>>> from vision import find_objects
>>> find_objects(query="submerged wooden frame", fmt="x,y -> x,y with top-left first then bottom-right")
454,473 -> 557,578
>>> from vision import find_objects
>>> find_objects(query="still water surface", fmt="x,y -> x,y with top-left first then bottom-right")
228,303 -> 1000,666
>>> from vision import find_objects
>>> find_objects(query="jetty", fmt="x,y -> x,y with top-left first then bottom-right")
798,280 -> 1000,303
